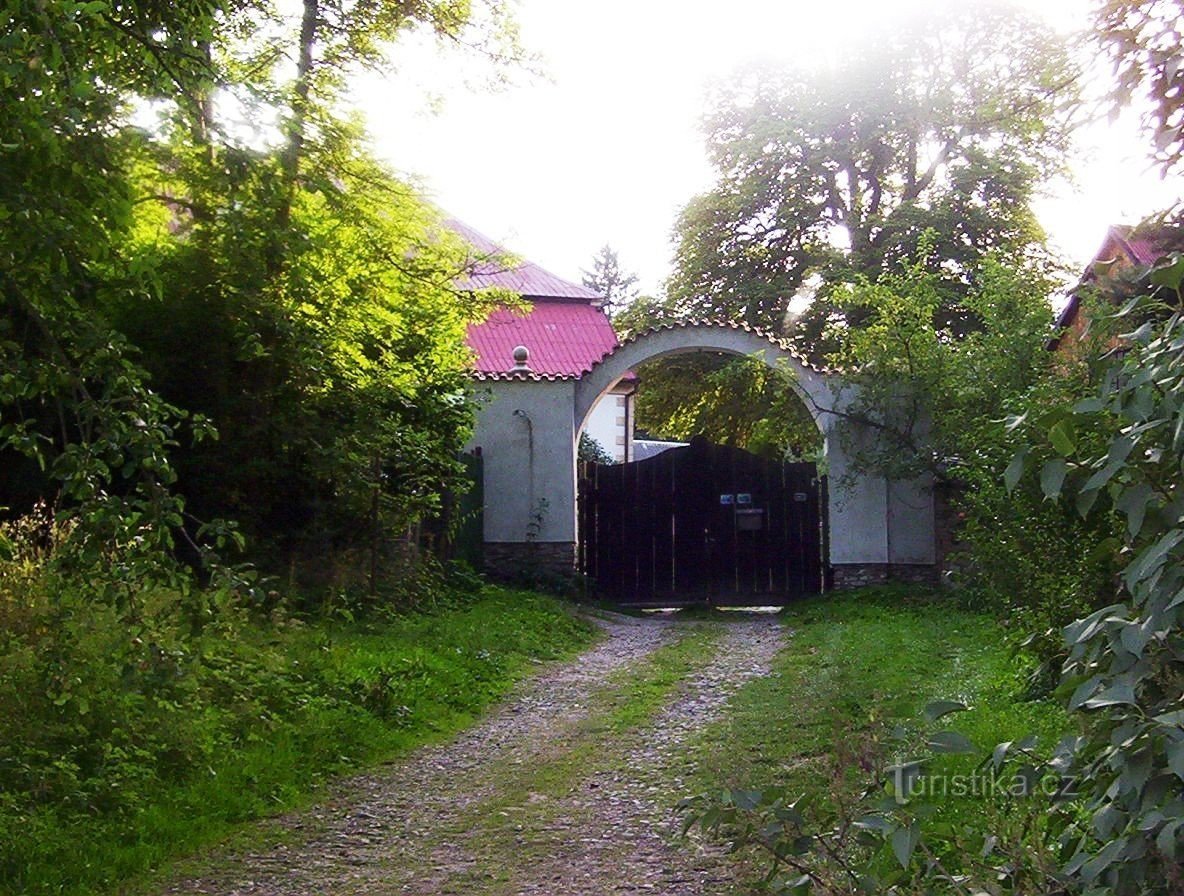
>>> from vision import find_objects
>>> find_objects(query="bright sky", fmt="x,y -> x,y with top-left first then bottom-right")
353,0 -> 1184,297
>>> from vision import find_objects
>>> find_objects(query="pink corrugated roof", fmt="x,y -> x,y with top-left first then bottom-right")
449,219 -> 603,301
466,303 -> 619,377
450,219 -> 619,377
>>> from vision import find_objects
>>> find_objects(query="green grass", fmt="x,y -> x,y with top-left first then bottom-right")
690,589 -> 1067,799
683,588 -> 1073,891
0,587 -> 596,896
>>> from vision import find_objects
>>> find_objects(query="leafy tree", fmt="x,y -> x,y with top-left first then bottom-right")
667,1 -> 1077,358
828,248 -> 1058,481
1,0 -> 521,595
633,354 -> 820,458
0,0 -> 231,581
578,432 -> 615,465
611,296 -> 821,455
102,0 -> 517,588
581,244 -> 638,312
1095,0 -> 1184,174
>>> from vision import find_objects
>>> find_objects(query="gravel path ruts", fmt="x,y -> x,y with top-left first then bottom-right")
163,611 -> 784,896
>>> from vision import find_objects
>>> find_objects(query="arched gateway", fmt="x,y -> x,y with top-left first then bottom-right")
467,322 -> 938,595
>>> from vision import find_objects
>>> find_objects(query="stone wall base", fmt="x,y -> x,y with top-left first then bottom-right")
483,541 -> 577,585
831,563 -> 938,590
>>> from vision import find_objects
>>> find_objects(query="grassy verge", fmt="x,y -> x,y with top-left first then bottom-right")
0,586 -> 595,896
685,588 -> 1070,888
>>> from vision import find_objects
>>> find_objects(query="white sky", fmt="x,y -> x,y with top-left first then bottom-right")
353,0 -> 1184,297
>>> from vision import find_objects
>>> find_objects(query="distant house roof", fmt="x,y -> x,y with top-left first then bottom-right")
452,220 -> 620,379
450,219 -> 603,303
1054,224 -> 1184,338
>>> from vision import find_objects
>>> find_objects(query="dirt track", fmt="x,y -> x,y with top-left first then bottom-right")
163,611 -> 784,896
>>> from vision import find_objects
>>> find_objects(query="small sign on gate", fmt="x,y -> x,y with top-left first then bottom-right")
719,494 -> 735,505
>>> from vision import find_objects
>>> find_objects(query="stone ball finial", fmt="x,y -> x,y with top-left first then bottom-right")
510,345 -> 532,372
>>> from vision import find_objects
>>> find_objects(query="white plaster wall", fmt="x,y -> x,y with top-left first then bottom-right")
887,477 -> 937,564
822,425 -> 890,566
467,325 -> 938,570
467,379 -> 579,544
582,392 -> 627,462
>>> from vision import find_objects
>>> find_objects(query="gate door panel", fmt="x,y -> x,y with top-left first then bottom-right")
579,438 -> 823,605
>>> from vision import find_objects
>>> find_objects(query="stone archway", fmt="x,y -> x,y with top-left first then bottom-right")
574,322 -> 834,437
467,323 -> 937,591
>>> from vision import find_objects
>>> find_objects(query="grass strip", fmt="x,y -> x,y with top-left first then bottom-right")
445,626 -> 726,891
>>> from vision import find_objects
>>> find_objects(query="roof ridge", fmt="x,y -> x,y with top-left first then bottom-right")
446,218 -> 604,303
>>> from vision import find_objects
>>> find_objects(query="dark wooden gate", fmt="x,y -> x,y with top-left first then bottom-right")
579,438 -> 824,606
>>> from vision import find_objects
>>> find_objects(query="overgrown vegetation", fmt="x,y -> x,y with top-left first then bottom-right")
0,527 -> 593,896
0,6 -> 555,892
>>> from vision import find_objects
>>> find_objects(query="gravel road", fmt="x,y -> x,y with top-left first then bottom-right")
163,610 -> 785,896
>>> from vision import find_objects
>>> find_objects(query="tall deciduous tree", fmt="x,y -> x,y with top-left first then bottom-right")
1,0 -> 521,591
104,0 -> 518,585
668,1 -> 1078,358
0,0 -> 230,576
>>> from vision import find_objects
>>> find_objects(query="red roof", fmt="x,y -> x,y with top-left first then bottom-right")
466,304 -> 620,378
1054,224 -> 1184,334
451,219 -> 619,378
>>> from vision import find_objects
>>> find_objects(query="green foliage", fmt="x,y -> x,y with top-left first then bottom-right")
634,353 -> 821,457
639,2 -> 1075,453
578,432 -> 615,465
0,514 -> 593,894
999,266 -> 1184,893
827,248 -> 1057,481
667,2 -> 1076,358
113,139 -> 488,583
688,267 -> 1184,894
0,0 -> 226,582
614,298 -> 821,456
0,0 -> 520,590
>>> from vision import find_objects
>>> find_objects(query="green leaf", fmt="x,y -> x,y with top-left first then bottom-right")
927,730 -> 979,754
891,823 -> 919,868
1067,676 -> 1102,711
1168,740 -> 1184,782
1004,449 -> 1028,493
1119,620 -> 1153,658
1077,482 -> 1102,517
1041,458 -> 1068,499
732,789 -> 763,811
1082,682 -> 1137,709
853,814 -> 895,834
1150,253 -> 1184,291
924,700 -> 968,722
1049,418 -> 1077,456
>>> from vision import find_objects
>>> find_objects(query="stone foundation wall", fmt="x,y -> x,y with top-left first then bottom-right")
831,563 -> 939,590
483,541 -> 577,584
